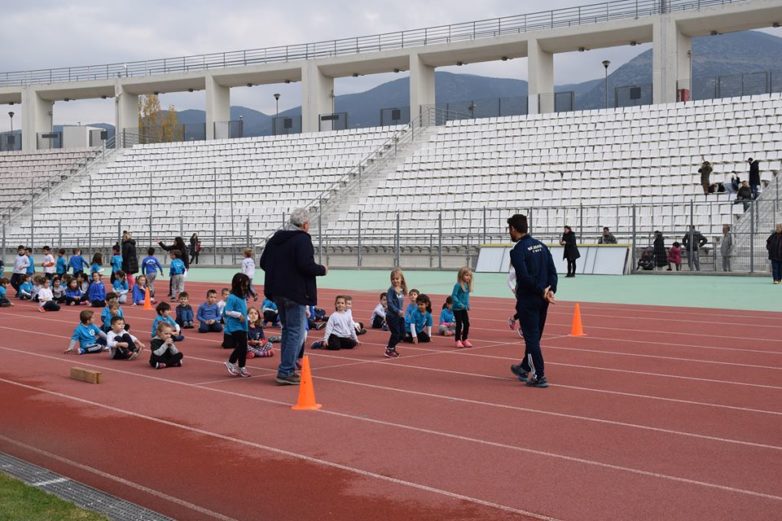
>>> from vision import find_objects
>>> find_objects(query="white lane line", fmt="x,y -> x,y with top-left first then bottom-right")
0,434 -> 238,521
0,380 -> 561,521
32,477 -> 69,487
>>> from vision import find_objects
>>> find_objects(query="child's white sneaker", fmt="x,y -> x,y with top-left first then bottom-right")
225,361 -> 239,376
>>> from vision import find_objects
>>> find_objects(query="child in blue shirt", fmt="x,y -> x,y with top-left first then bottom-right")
141,248 -> 164,300
64,278 -> 87,305
405,294 -> 433,344
168,251 -> 186,302
152,302 -> 184,342
451,267 -> 473,348
56,249 -> 68,277
110,245 -> 122,284
438,296 -> 456,336
175,291 -> 194,329
223,273 -> 250,377
68,249 -> 88,277
197,289 -> 223,333
403,288 -> 420,335
65,310 -> 107,354
0,277 -> 12,307
132,275 -> 149,305
112,270 -> 130,304
261,298 -> 280,327
17,275 -> 33,300
101,293 -> 129,332
25,248 -> 35,277
90,253 -> 103,276
87,272 -> 107,307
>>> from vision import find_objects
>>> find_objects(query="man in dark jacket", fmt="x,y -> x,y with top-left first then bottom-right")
767,224 -> 782,284
507,214 -> 557,388
748,158 -> 760,200
260,208 -> 327,384
681,226 -> 707,271
121,231 -> 139,283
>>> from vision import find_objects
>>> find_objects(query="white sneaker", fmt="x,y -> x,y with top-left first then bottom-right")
238,367 -> 251,378
225,361 -> 239,376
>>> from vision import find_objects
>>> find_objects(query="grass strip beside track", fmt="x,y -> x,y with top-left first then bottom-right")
0,472 -> 107,521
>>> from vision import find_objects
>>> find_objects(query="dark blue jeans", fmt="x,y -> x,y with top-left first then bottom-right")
772,260 -> 782,282
275,297 -> 307,377
517,299 -> 549,379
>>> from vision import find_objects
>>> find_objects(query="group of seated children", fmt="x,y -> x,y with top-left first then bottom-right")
370,289 -> 457,339
309,295 -> 365,351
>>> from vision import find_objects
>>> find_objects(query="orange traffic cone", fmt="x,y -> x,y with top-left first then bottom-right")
569,303 -> 585,337
291,356 -> 322,411
142,287 -> 153,311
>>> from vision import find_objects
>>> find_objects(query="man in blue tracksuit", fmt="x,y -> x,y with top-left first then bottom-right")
507,214 -> 558,388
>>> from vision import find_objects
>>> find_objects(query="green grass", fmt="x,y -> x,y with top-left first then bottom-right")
0,472 -> 108,521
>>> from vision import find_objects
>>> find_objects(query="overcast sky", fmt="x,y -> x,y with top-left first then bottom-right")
1,0 -> 777,129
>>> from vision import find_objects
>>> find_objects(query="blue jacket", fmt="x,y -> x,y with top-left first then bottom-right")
101,306 -> 124,330
111,255 -> 123,273
439,308 -> 455,324
197,302 -> 220,322
71,323 -> 104,349
152,315 -> 178,337
261,299 -> 278,312
87,281 -> 106,302
451,283 -> 470,311
90,263 -> 102,275
132,284 -> 146,304
68,255 -> 88,272
18,281 -> 33,295
260,229 -> 326,306
176,305 -> 194,324
408,308 -> 432,334
169,258 -> 185,276
223,294 -> 248,334
65,287 -> 82,299
112,279 -> 129,294
509,234 -> 558,308
0,286 -> 6,300
56,256 -> 68,275
26,256 -> 34,275
404,302 -> 418,326
386,287 -> 405,318
141,256 -> 164,276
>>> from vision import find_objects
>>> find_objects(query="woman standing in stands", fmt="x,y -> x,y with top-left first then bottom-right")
653,231 -> 668,271
121,231 -> 139,287
560,226 -> 580,278
189,233 -> 201,265
158,237 -> 190,298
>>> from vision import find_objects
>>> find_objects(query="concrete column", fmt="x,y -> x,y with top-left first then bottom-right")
409,53 -> 435,125
527,39 -> 554,114
114,84 -> 138,148
301,62 -> 333,133
205,74 -> 230,139
653,16 -> 691,104
21,88 -> 53,152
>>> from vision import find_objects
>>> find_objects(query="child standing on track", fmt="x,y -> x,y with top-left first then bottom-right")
56,249 -> 68,277
141,248 -> 164,301
438,296 -> 456,336
68,248 -> 88,279
168,250 -> 186,302
90,253 -> 103,276
41,246 -> 56,281
451,267 -> 473,348
223,273 -> 251,378
65,310 -> 107,354
11,246 -> 29,294
241,248 -> 259,301
384,268 -> 407,358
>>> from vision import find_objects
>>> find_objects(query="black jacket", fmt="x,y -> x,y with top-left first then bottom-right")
121,239 -> 139,274
260,229 -> 326,306
158,241 -> 190,270
560,231 -> 580,260
682,230 -> 707,251
767,232 -> 782,262
749,160 -> 760,186
509,234 -> 557,309
653,235 -> 667,267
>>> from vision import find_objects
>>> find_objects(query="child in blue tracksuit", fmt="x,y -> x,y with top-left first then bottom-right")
87,272 -> 107,307
17,275 -> 33,300
110,245 -> 122,284
175,291 -> 194,329
68,249 -> 88,278
56,249 -> 68,277
141,248 -> 164,300
112,271 -> 130,303
223,273 -> 250,377
65,310 -> 107,354
101,293 -> 130,332
197,289 -> 223,333
64,278 -> 87,305
168,251 -> 186,301
152,301 -> 184,342
90,253 -> 103,276
385,268 -> 407,358
438,296 -> 456,336
451,267 -> 473,348
261,298 -> 279,327
25,248 -> 35,277
404,293 -> 433,344
404,288 -> 419,328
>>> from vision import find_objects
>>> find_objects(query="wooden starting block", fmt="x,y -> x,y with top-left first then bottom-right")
70,367 -> 102,384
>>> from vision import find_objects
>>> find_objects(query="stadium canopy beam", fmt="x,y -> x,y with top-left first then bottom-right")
115,85 -> 138,149
205,74 -> 230,140
527,38 -> 554,115
653,17 -> 691,105
409,53 -> 435,124
301,62 -> 334,133
21,88 -> 53,151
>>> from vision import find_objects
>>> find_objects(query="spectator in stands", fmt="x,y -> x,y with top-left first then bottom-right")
681,226 -> 707,272
260,207 -> 327,385
189,233 -> 201,265
121,231 -> 139,287
667,241 -> 682,271
767,224 -> 782,284
560,226 -> 580,278
747,158 -> 761,200
735,180 -> 753,211
699,159 -> 713,196
720,224 -> 733,272
707,182 -> 726,194
653,231 -> 667,270
11,245 -> 29,294
598,227 -> 617,244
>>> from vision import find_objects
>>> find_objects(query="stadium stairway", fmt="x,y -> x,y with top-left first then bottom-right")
731,171 -> 781,272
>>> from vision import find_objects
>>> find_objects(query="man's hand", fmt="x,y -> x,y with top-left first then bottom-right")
545,289 -> 557,304
412,337 -> 418,344
322,265 -> 329,275
398,311 -> 404,317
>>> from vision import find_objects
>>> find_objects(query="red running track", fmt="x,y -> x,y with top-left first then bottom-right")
0,280 -> 780,521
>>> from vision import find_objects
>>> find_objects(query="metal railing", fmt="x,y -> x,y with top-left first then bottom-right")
0,0 -> 742,87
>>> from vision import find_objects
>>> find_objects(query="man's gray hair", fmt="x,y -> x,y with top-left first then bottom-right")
288,207 -> 311,229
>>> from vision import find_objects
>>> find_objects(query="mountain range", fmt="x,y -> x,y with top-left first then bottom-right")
80,30 -> 782,137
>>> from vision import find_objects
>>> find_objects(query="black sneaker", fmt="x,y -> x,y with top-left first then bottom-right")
384,348 -> 400,358
525,376 -> 549,388
275,373 -> 301,385
310,340 -> 324,350
510,364 -> 529,382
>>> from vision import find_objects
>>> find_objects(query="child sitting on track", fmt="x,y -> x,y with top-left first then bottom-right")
175,291 -> 194,329
261,297 -> 280,327
112,270 -> 130,304
106,316 -> 145,361
311,295 -> 358,351
405,293 -> 433,343
246,307 -> 273,358
370,293 -> 388,330
37,277 -> 60,313
77,273 -> 89,295
64,278 -> 87,305
438,296 -> 456,336
52,277 -> 65,304
404,288 -> 419,327
132,275 -> 149,305
149,323 -> 183,369
101,294 -> 130,332
152,302 -> 184,342
344,295 -> 367,335
65,310 -> 107,354
30,274 -> 44,302
87,272 -> 107,307
197,289 -> 223,333
0,278 -> 13,307
17,275 -> 33,300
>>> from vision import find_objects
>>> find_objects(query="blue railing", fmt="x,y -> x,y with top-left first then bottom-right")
0,0 -> 742,87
